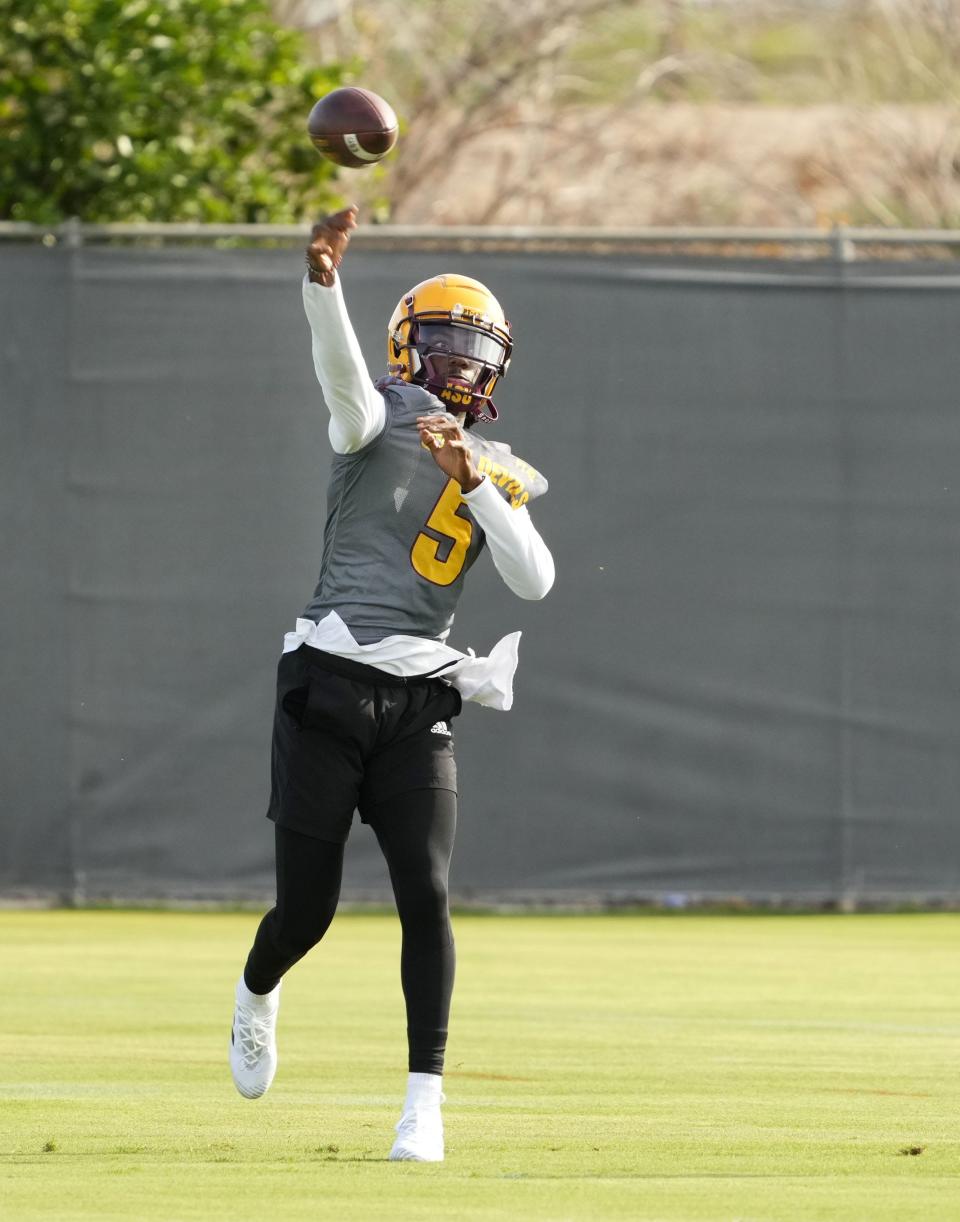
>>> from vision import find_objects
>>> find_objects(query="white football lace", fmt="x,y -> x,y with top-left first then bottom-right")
234,1005 -> 275,1070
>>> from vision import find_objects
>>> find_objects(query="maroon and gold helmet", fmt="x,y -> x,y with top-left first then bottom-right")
387,273 -> 512,422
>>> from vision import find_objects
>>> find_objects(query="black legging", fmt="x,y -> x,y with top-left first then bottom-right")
244,789 -> 457,1076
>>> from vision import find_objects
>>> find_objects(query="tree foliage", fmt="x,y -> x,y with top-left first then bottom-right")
0,0 -> 343,223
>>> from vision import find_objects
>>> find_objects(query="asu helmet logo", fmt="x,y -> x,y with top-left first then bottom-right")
439,384 -> 474,409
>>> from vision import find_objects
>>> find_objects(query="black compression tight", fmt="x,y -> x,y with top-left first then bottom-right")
371,792 -> 457,1077
243,789 -> 457,1076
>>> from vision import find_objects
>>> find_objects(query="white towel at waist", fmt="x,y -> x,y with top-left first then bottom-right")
282,612 -> 521,711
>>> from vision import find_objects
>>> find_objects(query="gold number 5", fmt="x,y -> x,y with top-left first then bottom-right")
410,478 -> 473,586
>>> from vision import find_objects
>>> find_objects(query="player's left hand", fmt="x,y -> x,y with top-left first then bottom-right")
417,414 -> 483,493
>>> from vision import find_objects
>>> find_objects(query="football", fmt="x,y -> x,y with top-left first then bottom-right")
307,87 -> 399,168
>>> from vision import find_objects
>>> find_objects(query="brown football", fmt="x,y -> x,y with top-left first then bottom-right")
307,87 -> 399,168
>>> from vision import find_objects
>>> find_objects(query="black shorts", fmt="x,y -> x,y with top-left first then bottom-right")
266,645 -> 461,843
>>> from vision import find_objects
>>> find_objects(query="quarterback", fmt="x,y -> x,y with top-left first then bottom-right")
228,206 -> 554,1161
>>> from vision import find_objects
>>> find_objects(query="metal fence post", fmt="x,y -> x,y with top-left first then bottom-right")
61,216 -> 84,249
61,214 -> 85,907
831,223 -> 855,264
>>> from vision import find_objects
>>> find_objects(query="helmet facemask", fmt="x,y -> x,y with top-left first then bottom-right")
409,322 -> 509,423
391,319 -> 510,426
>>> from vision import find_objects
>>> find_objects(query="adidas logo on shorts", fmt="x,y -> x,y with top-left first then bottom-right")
430,721 -> 452,737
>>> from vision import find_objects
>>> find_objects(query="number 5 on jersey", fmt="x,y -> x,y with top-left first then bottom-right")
411,478 -> 473,586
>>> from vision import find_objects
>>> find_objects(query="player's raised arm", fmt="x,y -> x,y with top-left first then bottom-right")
302,206 -> 385,454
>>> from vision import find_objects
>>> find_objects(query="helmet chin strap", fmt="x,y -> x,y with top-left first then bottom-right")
469,398 -> 499,423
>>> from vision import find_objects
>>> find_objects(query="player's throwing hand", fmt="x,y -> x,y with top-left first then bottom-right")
306,205 -> 358,286
417,414 -> 483,493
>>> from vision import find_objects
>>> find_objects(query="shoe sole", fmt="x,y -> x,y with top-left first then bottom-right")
233,1078 -> 270,1099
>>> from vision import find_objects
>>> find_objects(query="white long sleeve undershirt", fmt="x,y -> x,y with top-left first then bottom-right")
460,478 -> 555,600
303,275 -> 385,453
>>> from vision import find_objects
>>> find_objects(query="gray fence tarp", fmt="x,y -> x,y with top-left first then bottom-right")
2,245 -> 959,904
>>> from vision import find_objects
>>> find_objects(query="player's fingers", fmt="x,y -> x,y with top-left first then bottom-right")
418,425 -> 454,447
309,212 -> 356,247
311,223 -> 343,245
307,247 -> 334,271
314,204 -> 357,226
416,415 -> 463,438
327,206 -> 358,232
417,426 -> 445,450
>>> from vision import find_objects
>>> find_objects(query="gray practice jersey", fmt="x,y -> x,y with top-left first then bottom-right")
303,381 -> 486,644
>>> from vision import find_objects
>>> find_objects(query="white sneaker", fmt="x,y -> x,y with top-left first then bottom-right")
389,1075 -> 445,1162
229,978 -> 280,1099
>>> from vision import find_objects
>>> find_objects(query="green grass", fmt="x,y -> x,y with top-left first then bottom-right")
1,911 -> 959,1221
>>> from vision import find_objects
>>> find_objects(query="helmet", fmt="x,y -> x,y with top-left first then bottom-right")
387,273 -> 512,423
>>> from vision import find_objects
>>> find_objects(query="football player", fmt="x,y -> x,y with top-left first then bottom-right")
228,205 -> 554,1161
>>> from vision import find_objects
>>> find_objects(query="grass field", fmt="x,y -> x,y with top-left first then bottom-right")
1,910 -> 958,1221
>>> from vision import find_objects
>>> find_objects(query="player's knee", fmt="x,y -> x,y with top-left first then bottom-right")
272,904 -> 337,959
397,870 -> 451,942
